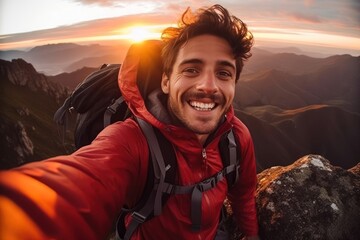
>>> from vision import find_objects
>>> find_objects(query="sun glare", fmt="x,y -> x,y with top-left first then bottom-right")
127,26 -> 158,43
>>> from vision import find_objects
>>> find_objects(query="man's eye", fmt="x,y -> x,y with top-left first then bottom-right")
217,71 -> 233,80
183,68 -> 199,76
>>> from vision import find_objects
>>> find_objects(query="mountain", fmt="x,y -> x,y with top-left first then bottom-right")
1,48 -> 359,172
235,105 -> 360,171
1,43 -> 349,76
236,54 -> 360,113
64,54 -> 121,72
260,46 -> 331,58
0,43 -> 128,75
244,50 -> 359,76
47,66 -> 97,90
0,59 -> 75,169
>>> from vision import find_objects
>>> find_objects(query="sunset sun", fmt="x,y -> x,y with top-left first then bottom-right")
127,26 -> 158,43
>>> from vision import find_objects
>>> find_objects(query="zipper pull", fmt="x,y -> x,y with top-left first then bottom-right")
202,148 -> 207,160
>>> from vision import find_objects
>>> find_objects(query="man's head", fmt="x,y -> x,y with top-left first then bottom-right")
161,4 -> 253,82
160,5 -> 253,144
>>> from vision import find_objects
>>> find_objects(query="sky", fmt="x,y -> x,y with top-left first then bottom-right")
0,0 -> 359,56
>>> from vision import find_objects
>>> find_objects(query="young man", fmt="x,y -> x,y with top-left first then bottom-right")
0,4 -> 259,240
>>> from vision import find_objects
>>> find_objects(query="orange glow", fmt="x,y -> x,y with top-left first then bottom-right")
251,27 -> 360,51
127,26 -> 158,43
113,25 -> 162,43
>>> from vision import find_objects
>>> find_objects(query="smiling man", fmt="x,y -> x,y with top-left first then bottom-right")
161,34 -> 236,144
0,4 -> 259,240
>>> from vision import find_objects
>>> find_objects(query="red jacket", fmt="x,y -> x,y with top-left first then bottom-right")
0,42 -> 258,239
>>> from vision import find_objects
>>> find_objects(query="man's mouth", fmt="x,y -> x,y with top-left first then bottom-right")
189,101 -> 216,111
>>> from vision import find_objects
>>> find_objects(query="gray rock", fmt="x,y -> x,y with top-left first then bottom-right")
256,154 -> 360,240
0,58 -> 69,102
0,119 -> 34,167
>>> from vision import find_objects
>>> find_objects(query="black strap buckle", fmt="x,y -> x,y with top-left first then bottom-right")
131,212 -> 147,224
197,177 -> 216,192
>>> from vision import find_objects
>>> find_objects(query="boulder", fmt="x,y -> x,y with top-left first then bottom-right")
256,154 -> 360,240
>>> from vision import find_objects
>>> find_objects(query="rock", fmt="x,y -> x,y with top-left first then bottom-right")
256,154 -> 360,240
349,163 -> 360,175
0,118 -> 34,168
0,58 -> 69,103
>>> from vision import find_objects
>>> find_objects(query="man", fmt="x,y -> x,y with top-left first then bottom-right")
0,4 -> 259,240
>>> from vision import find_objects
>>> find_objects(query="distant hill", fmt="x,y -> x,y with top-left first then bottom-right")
47,66 -> 97,90
1,42 -> 344,76
235,105 -> 360,171
64,54 -> 121,73
244,50 -> 358,76
0,43 -> 128,75
236,54 -> 360,113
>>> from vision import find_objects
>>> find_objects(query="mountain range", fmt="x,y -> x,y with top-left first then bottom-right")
0,43 -> 128,75
0,43 -> 359,171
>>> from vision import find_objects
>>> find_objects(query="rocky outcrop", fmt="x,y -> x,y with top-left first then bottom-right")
0,118 -> 34,167
256,155 -> 360,240
0,58 -> 69,102
0,59 -> 74,169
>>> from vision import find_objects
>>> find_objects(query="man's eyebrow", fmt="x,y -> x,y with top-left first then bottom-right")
218,60 -> 236,71
178,58 -> 203,66
178,58 -> 236,71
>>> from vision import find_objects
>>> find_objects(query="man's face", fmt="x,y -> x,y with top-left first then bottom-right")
161,34 -> 236,143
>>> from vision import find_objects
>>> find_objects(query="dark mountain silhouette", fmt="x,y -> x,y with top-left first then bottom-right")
48,66 -> 97,90
236,54 -> 360,113
64,54 -> 121,72
261,46 -> 330,58
235,105 -> 360,171
0,59 -> 74,169
245,50 -> 358,76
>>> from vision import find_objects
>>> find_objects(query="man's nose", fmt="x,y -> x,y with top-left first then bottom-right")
197,71 -> 218,93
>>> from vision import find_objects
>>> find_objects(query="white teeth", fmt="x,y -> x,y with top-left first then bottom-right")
189,101 -> 215,111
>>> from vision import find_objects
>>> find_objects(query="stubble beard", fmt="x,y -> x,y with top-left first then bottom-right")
167,95 -> 227,135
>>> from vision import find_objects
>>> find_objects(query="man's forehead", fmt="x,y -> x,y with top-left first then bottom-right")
175,35 -> 235,64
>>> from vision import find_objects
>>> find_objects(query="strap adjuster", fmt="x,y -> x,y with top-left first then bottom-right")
131,212 -> 147,224
197,177 -> 216,192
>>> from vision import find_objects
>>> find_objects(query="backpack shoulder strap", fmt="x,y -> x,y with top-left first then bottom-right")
116,117 -> 177,240
116,127 -> 240,239
219,128 -> 240,188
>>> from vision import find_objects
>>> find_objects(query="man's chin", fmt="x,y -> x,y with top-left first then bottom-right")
187,121 -> 218,135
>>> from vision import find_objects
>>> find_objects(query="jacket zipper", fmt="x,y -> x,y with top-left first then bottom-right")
202,148 -> 207,160
201,148 -> 208,177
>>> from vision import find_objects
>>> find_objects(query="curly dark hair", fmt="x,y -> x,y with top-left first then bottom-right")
161,4 -> 254,82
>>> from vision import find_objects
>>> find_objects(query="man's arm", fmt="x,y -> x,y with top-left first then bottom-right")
0,120 -> 148,239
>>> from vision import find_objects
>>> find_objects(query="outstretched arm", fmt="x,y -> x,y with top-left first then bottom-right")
0,120 -> 148,239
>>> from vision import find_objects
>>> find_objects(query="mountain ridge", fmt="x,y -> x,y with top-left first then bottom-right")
1,54 -> 359,172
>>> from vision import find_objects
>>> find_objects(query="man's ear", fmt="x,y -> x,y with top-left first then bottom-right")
161,73 -> 169,94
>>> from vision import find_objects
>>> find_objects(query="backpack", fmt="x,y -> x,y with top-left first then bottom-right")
53,40 -> 241,239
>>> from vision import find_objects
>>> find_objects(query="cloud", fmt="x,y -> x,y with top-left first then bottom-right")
304,0 -> 315,7
73,0 -> 119,6
285,12 -> 322,24
0,12 -> 173,50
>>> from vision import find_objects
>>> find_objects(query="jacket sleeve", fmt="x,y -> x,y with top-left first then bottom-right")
0,120 -> 149,240
227,119 -> 259,237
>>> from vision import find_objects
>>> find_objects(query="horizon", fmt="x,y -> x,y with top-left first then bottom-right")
0,0 -> 360,56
